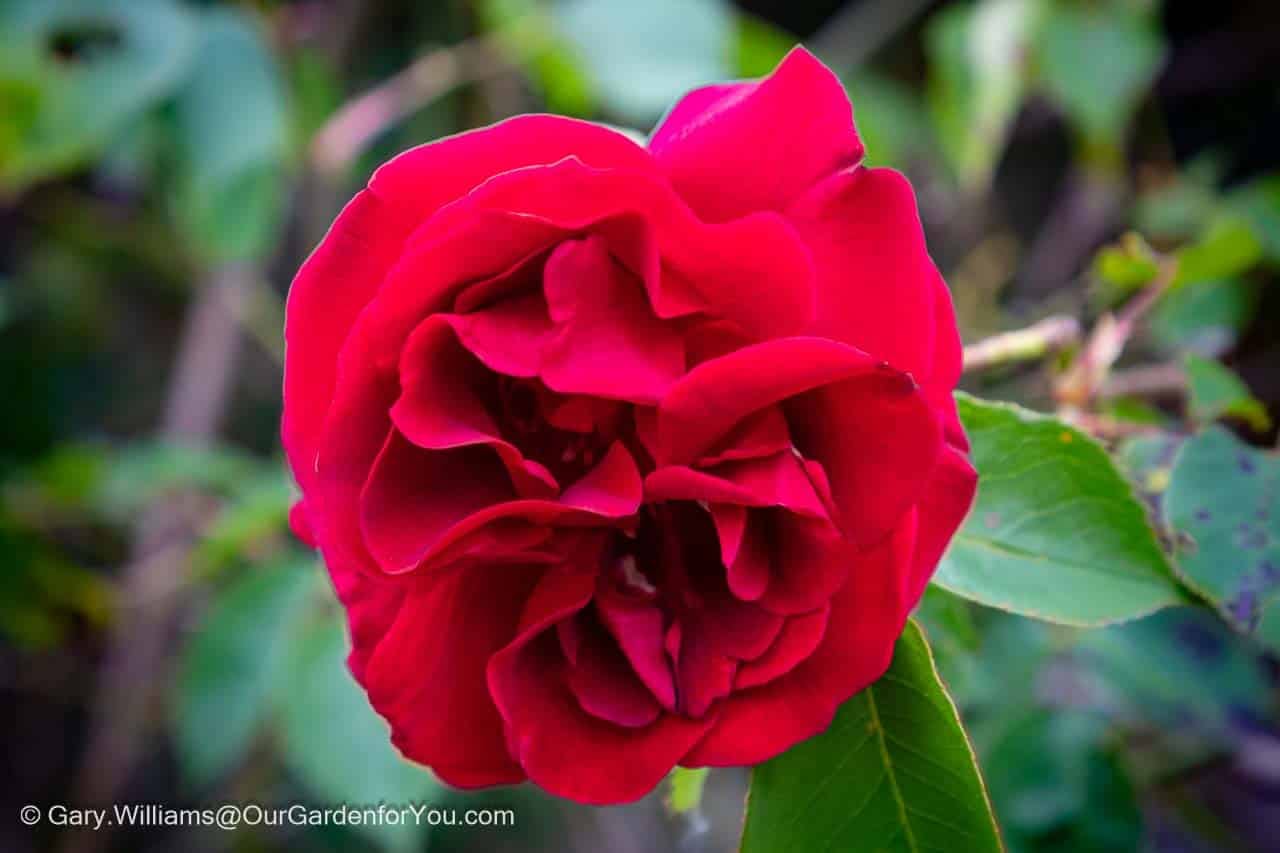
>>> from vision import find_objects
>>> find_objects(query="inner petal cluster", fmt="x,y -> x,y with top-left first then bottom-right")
356,224 -> 855,726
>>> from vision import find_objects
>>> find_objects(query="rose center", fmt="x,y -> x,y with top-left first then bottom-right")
494,377 -> 618,487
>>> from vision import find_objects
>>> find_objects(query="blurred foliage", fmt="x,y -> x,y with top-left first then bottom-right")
0,0 -> 196,191
2,0 -> 1279,852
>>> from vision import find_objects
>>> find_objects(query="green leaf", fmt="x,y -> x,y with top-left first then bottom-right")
8,441 -> 270,528
279,616 -> 440,851
934,394 -> 1186,626
1134,161 -> 1222,240
0,521 -> 113,648
1227,172 -> 1280,264
191,471 -> 295,575
554,0 -> 732,122
0,0 -> 195,191
1034,2 -> 1163,145
741,621 -> 1002,853
172,559 -> 318,786
1149,276 -> 1253,357
1183,353 -> 1271,432
1072,606 -> 1273,738
983,709 -> 1140,853
1174,213 -> 1263,286
170,8 -> 288,261
926,0 -> 1037,190
1115,431 -> 1181,500
1164,428 -> 1280,654
1092,232 -> 1160,301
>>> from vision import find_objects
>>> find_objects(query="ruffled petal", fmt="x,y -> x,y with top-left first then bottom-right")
784,363 -> 943,547
424,156 -> 816,339
369,114 -> 656,219
359,436 -> 640,577
488,563 -> 715,804
561,612 -> 663,728
390,316 -> 557,497
683,519 -> 916,766
283,190 -> 417,494
734,510 -> 851,614
541,237 -> 685,405
657,336 -> 887,465
645,451 -> 829,520
359,433 -> 517,574
595,579 -> 677,711
649,47 -> 864,223
786,166 -> 943,385
734,606 -> 830,690
361,562 -> 545,788
287,115 -> 654,494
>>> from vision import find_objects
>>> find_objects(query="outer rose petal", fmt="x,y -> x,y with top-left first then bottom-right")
368,114 -> 655,219
421,157 -> 816,340
361,562 -> 546,788
785,366 -> 943,547
285,116 -> 655,496
283,191 -> 417,494
786,166 -> 945,386
326,558 -> 407,684
683,517 -> 917,766
649,47 -> 864,223
902,443 -> 978,605
306,220 -> 565,578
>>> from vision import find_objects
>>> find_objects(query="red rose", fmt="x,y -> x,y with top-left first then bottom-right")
283,47 -> 976,804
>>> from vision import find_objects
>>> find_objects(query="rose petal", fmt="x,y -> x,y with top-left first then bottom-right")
449,294 -> 555,379
369,114 -> 656,219
786,166 -> 947,387
361,562 -> 544,788
562,612 -> 663,728
390,315 -> 558,497
289,500 -> 316,548
734,606 -> 830,690
645,452 -> 829,521
649,47 -> 864,223
595,582 -> 677,711
540,237 -> 685,405
283,190 -> 418,494
359,433 -> 517,574
698,407 -> 791,467
750,511 -> 851,614
559,441 -> 643,517
657,336 -> 887,465
487,563 -> 715,804
784,366 -> 942,546
683,518 -> 916,766
327,560 -> 407,684
903,443 -> 977,605
425,157 -> 815,339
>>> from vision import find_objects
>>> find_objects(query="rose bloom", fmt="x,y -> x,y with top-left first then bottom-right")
283,47 -> 976,804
